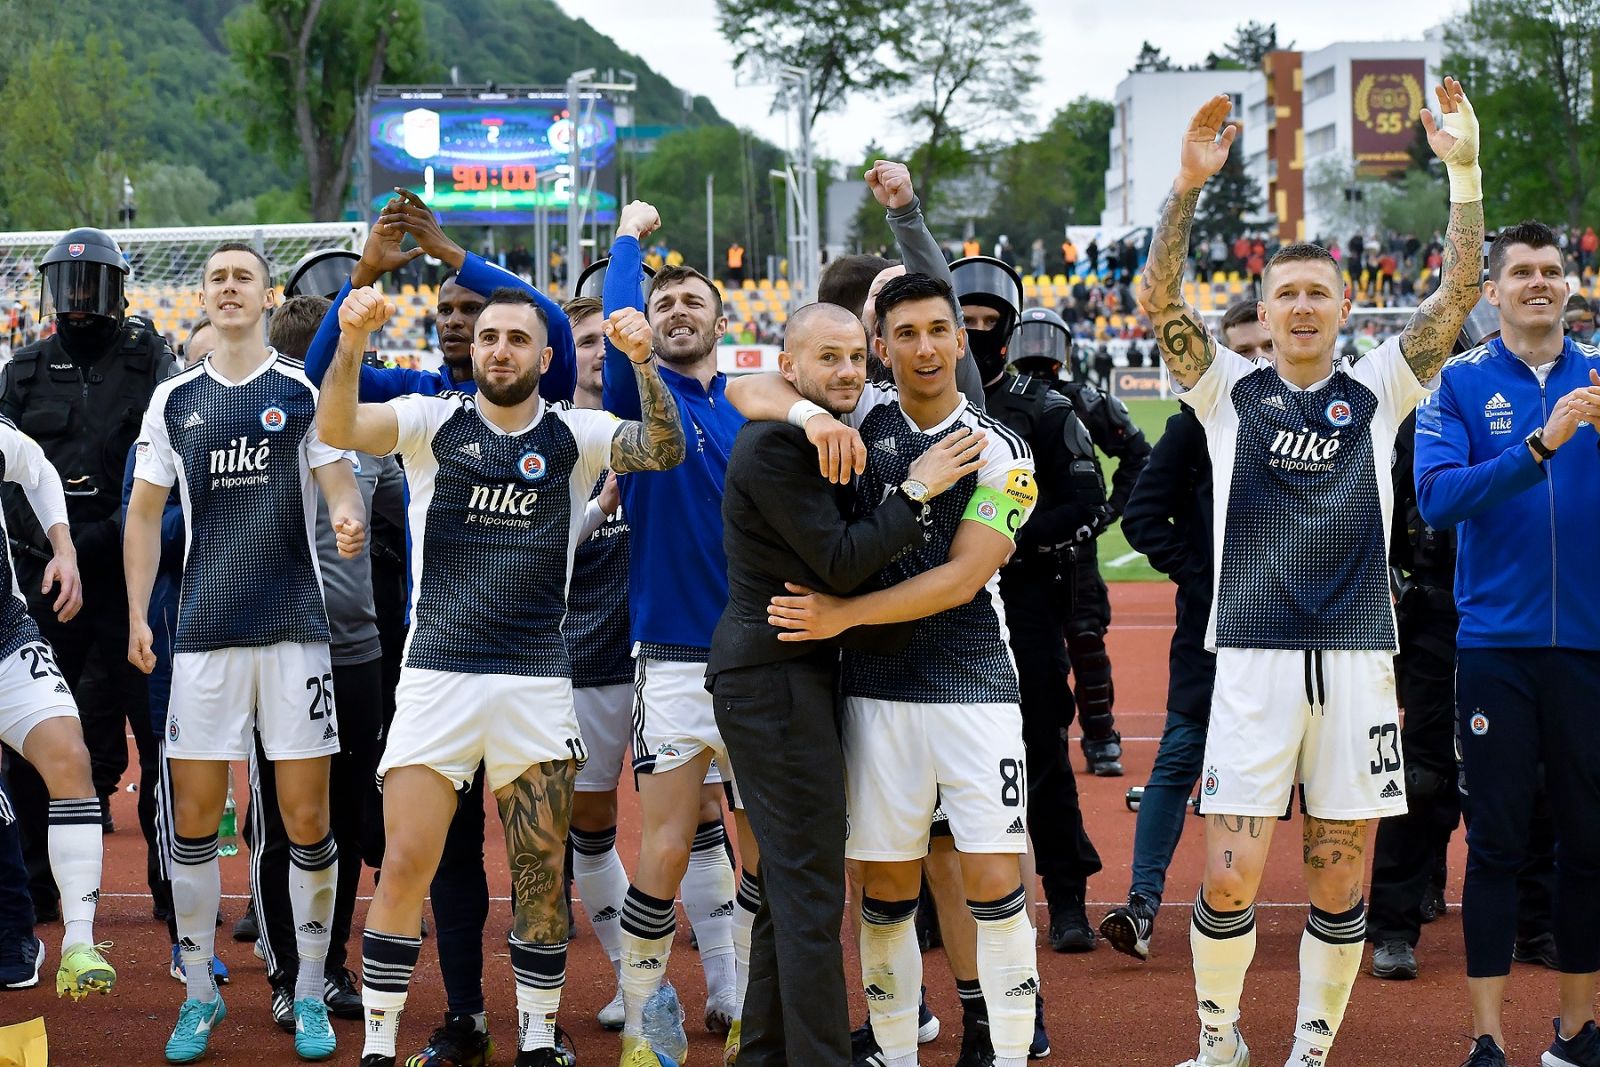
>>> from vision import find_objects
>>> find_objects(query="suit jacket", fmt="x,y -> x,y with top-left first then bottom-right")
708,420 -> 926,676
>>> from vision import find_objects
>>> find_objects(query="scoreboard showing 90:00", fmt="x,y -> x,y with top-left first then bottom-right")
366,88 -> 620,226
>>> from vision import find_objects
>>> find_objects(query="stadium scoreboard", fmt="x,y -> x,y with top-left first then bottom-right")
367,88 -> 618,226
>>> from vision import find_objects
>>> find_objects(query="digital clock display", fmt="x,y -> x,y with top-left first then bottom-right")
367,91 -> 618,225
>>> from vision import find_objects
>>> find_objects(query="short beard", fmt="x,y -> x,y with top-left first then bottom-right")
475,365 -> 541,406
796,375 -> 856,416
654,327 -> 715,367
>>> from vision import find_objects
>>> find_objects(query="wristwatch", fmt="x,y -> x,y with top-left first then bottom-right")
1525,429 -> 1556,461
900,478 -> 932,504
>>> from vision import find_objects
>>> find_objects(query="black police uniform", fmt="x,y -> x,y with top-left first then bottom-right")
985,371 -> 1107,944
1368,411 -> 1557,956
1053,379 -> 1150,761
0,313 -> 173,915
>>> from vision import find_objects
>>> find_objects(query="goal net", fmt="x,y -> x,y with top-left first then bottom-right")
0,222 -> 367,343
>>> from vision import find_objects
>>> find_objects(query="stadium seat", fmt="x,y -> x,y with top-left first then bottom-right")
1052,274 -> 1069,287
741,279 -> 757,290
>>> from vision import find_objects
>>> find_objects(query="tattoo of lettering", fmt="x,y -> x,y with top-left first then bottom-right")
1302,818 -> 1368,879
1141,187 -> 1216,385
495,758 -> 576,942
611,361 -> 687,473
1213,814 -> 1266,838
1400,198 -> 1485,382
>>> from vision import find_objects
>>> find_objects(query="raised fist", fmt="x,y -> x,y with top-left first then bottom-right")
339,286 -> 394,334
605,306 -> 655,363
617,201 -> 662,241
866,160 -> 915,210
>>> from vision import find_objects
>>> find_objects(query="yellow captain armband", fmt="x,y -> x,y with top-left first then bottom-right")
963,484 -> 1029,538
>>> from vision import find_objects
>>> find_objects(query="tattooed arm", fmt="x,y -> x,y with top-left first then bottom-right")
1137,95 -> 1239,390
603,307 -> 687,473
1399,77 -> 1484,383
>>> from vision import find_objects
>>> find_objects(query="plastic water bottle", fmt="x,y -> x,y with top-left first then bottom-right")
640,981 -> 688,1065
218,772 -> 238,857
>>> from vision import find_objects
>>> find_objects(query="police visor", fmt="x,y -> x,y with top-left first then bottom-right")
576,257 -> 654,303
1010,319 -> 1070,368
42,261 -> 125,320
284,249 -> 360,300
950,259 -> 1021,313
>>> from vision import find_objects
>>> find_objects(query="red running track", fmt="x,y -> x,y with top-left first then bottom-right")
4,583 -> 1572,1065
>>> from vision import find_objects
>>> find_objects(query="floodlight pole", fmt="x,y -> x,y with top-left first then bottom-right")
776,66 -> 818,306
567,68 -> 636,287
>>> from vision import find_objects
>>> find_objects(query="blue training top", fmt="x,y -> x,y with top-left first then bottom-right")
601,234 -> 744,658
302,252 -> 575,404
1415,336 -> 1600,650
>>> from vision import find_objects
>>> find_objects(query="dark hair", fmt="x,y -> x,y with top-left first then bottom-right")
1219,298 -> 1260,335
1263,242 -> 1341,287
1488,220 -> 1561,280
872,273 -> 960,336
1566,293 -> 1595,315
185,316 -> 212,347
818,254 -> 895,316
204,240 -> 272,282
268,295 -> 332,359
481,286 -> 549,335
562,295 -> 603,325
650,264 -> 724,320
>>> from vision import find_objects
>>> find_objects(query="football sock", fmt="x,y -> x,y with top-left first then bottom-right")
1287,900 -> 1366,1067
289,831 -> 338,1002
170,832 -> 221,1003
733,869 -> 759,1017
681,819 -> 735,1001
861,896 -> 922,1061
1191,894 -> 1257,1063
620,885 -> 676,1037
510,935 -> 566,1052
970,886 -> 1037,1067
48,798 -> 102,950
570,825 -> 629,965
360,930 -> 421,1058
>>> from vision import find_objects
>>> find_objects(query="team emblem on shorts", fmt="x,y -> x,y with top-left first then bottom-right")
260,406 -> 287,431
1324,399 -> 1353,427
167,719 -> 179,742
657,743 -> 680,759
517,451 -> 546,480
976,500 -> 998,521
1469,712 -> 1489,736
1203,765 -> 1219,796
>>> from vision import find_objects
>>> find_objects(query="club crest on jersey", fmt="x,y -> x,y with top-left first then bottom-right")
517,451 -> 546,481
1324,399 -> 1353,427
1469,712 -> 1488,736
260,406 -> 287,432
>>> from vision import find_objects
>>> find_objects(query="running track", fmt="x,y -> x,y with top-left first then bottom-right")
5,584 -> 1569,1065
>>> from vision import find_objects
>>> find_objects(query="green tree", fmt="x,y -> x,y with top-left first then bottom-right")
1445,0 -> 1600,227
224,0 -> 432,220
133,164 -> 224,227
0,35 -> 146,228
715,0 -> 911,125
984,96 -> 1114,240
1193,150 -> 1264,247
1225,21 -> 1286,66
1378,169 -> 1450,239
1131,41 -> 1176,73
892,0 -> 1039,213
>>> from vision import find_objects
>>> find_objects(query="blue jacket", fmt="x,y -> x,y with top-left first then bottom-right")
602,234 -> 743,654
1415,336 -> 1600,649
302,252 -> 575,403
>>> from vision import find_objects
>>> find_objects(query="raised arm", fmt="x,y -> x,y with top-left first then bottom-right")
1136,95 -> 1238,389
1398,77 -> 1485,383
601,201 -> 661,420
602,308 -> 686,474
316,287 -> 401,456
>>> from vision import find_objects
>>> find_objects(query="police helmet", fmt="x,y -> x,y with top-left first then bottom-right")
40,228 -> 127,321
1455,301 -> 1501,354
575,257 -> 655,304
284,248 -> 361,300
1010,306 -> 1072,378
949,255 -> 1023,380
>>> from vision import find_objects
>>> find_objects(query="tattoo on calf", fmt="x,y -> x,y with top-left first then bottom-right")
496,758 -> 577,943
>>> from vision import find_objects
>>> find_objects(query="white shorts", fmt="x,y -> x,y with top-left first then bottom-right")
574,683 -> 633,793
631,657 -> 729,778
167,642 -> 338,761
844,698 -> 1028,862
1201,648 -> 1407,820
382,669 -> 583,792
0,640 -> 78,753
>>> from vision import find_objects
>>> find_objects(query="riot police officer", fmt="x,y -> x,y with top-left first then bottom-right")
1011,306 -> 1151,778
950,256 -> 1108,953
0,227 -> 174,920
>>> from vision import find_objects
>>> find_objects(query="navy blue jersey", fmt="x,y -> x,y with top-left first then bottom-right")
566,472 -> 632,688
135,354 -> 342,654
388,393 -> 618,677
840,383 -> 1036,704
1180,338 -> 1429,651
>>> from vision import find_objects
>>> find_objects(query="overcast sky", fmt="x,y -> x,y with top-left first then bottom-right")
551,0 -> 1464,164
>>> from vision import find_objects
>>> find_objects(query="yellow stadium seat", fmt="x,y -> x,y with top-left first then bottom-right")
741,279 -> 757,291
1052,274 -> 1069,287
401,284 -> 418,297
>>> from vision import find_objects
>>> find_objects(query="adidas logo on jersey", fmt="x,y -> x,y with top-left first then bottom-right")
864,984 -> 892,1001
1301,1018 -> 1334,1038
182,411 -> 205,430
876,437 -> 897,454
1378,779 -> 1403,799
1262,394 -> 1286,410
1484,392 -> 1512,415
458,441 -> 483,460
1004,976 -> 1039,998
1006,816 -> 1026,834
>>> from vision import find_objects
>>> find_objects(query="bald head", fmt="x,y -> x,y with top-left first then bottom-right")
779,301 -> 868,415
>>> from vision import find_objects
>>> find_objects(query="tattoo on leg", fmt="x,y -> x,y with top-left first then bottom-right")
1223,849 -> 1233,869
1216,815 -> 1265,838
496,759 -> 577,943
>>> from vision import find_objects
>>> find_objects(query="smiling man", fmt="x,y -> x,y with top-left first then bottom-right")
1136,81 -> 1483,1067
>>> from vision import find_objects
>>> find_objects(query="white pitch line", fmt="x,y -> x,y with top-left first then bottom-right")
1106,550 -> 1147,568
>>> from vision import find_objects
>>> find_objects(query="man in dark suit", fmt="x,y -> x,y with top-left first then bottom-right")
708,302 -> 984,1066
